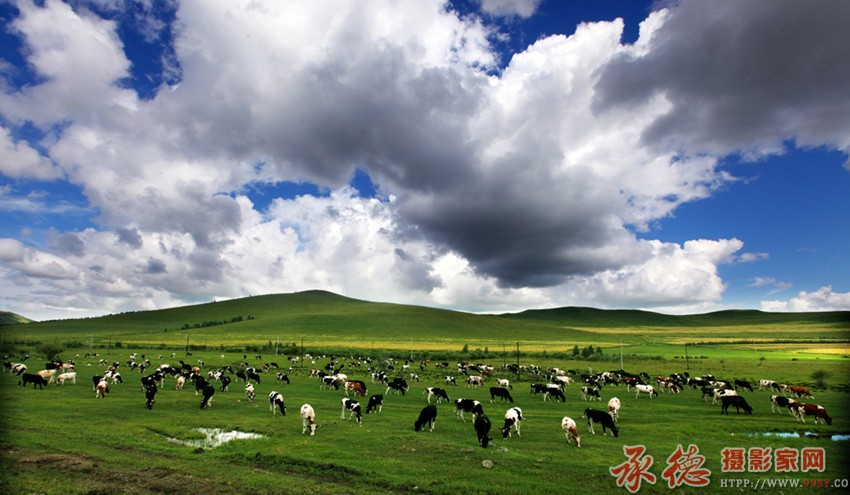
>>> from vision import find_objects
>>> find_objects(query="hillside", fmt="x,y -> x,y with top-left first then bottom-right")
0,311 -> 32,326
3,291 -> 848,350
502,306 -> 850,327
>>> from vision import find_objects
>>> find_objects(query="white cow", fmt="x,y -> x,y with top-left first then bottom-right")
300,404 -> 317,436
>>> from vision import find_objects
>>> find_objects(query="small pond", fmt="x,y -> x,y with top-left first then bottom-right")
166,428 -> 265,449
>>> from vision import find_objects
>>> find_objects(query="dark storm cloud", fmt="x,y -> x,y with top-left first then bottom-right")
593,0 -> 850,156
117,228 -> 143,248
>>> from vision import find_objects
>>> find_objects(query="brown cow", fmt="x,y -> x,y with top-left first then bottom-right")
791,403 -> 832,425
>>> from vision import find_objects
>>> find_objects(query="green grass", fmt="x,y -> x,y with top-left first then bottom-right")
1,347 -> 849,495
1,291 -> 848,494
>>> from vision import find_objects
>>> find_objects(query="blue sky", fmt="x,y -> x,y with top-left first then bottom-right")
1,0 -> 848,321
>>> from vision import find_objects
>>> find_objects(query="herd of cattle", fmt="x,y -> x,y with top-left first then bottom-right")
4,354 -> 837,448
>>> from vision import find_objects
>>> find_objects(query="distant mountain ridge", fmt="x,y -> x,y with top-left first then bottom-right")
4,290 -> 848,328
0,311 -> 33,325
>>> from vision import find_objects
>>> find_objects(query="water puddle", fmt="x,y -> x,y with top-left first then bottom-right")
166,428 -> 265,449
743,432 -> 850,441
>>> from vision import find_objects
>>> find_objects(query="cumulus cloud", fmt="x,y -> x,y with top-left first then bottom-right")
761,286 -> 850,312
0,0 -> 847,319
0,127 -> 62,180
478,0 -> 543,19
593,0 -> 850,162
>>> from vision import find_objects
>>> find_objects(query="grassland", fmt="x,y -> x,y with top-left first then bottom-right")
1,291 -> 848,494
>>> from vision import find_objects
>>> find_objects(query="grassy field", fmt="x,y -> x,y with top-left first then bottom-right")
1,292 -> 848,494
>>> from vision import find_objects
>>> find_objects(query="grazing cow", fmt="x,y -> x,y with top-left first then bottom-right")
141,371 -> 162,391
791,403 -> 833,425
455,399 -> 484,422
175,375 -> 186,390
300,404 -> 317,435
200,384 -> 215,408
466,375 -> 485,388
758,379 -> 781,392
712,388 -> 737,405
720,395 -> 753,415
635,384 -> 657,398
497,379 -> 512,390
770,395 -> 797,415
345,380 -> 368,397
220,375 -> 231,392
584,408 -> 619,437
105,370 -> 123,385
608,397 -> 621,422
320,375 -> 340,390
385,378 -> 408,396
426,387 -> 450,404
10,363 -> 27,376
474,413 -> 492,448
489,386 -> 514,403
246,371 -> 261,384
18,373 -> 49,390
145,384 -> 157,409
269,391 -> 287,416
36,369 -> 57,384
530,383 -> 549,395
340,398 -> 362,425
501,407 -> 523,439
543,385 -> 566,403
561,417 -> 581,448
445,376 -> 457,386
245,383 -> 255,403
276,373 -> 290,384
414,404 -> 438,432
56,372 -> 76,385
734,379 -> 754,392
95,379 -> 110,398
784,385 -> 814,399
581,386 -> 601,401
366,394 -> 384,414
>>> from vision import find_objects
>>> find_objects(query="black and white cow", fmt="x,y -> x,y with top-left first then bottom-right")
720,395 -> 753,415
145,383 -> 157,409
426,387 -> 451,404
445,376 -> 457,386
584,408 -> 619,437
269,391 -> 286,416
734,379 -> 753,392
770,395 -> 797,415
385,378 -> 408,395
455,399 -> 484,422
366,394 -> 384,414
220,375 -> 231,392
543,385 -> 566,402
244,383 -> 255,403
276,373 -> 290,384
489,386 -> 514,403
474,413 -> 492,448
340,398 -> 362,425
581,386 -> 601,401
414,404 -> 438,432
200,383 -> 215,408
501,407 -> 523,439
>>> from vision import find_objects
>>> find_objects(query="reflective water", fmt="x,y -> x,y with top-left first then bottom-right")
743,432 -> 850,441
167,428 -> 265,448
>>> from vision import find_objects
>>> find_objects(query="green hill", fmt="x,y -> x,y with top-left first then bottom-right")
3,290 -> 848,350
0,311 -> 33,325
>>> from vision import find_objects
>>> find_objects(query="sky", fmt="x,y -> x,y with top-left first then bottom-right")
1,0 -> 849,322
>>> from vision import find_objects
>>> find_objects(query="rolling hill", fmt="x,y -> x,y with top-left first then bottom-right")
2,290 -> 848,350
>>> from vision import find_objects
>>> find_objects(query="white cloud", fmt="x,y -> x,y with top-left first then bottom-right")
1,1 -> 847,319
0,127 -> 62,180
761,286 -> 850,312
478,0 -> 543,19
